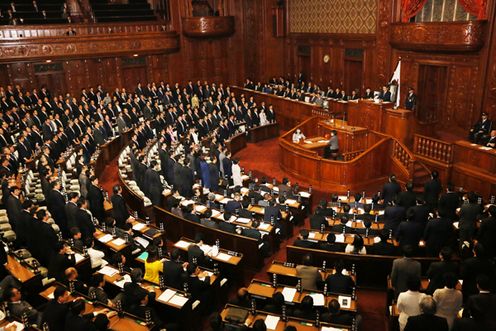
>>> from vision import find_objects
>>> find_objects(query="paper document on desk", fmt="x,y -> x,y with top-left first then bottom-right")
236,217 -> 251,224
480,146 -> 492,150
264,315 -> 280,330
345,221 -> 354,227
135,236 -> 150,248
169,294 -> 188,307
281,287 -> 297,302
309,293 -> 325,306
215,194 -> 224,201
211,210 -> 221,218
200,244 -> 212,255
304,140 -> 312,144
308,232 -> 317,239
114,274 -> 132,288
175,240 -> 191,249
338,295 -> 352,309
111,238 -> 126,247
180,200 -> 195,206
321,327 -> 346,331
194,205 -> 207,213
335,234 -> 345,243
216,252 -> 232,262
258,223 -> 271,231
132,223 -> 146,231
338,195 -> 348,201
98,266 -> 119,277
299,191 -> 310,198
157,289 -> 176,303
74,253 -> 85,264
285,199 -> 297,205
98,234 -> 113,243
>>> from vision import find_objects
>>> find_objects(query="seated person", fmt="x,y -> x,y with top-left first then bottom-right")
144,247 -> 163,284
325,261 -> 355,295
64,267 -> 88,295
88,273 -> 114,307
263,292 -> 285,314
319,233 -> 344,252
200,209 -> 218,229
185,263 -> 210,300
123,268 -> 155,310
331,215 -> 354,234
469,112 -> 492,144
48,241 -> 76,281
345,234 -> 366,255
310,207 -> 328,230
321,299 -> 354,325
129,291 -> 163,327
486,129 -> 496,148
187,233 -> 211,267
368,230 -> 397,256
85,238 -> 107,269
293,229 -> 315,248
292,129 -> 305,143
225,193 -> 242,213
292,295 -> 315,320
42,286 -> 71,331
163,248 -> 188,290
228,287 -> 251,308
64,299 -> 97,331
3,286 -> 42,326
295,254 -> 322,291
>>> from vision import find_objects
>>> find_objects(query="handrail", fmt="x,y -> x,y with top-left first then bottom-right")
0,22 -> 169,40
413,134 -> 453,164
391,137 -> 415,177
342,150 -> 364,161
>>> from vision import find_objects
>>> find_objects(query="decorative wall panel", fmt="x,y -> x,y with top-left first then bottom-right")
288,0 -> 377,34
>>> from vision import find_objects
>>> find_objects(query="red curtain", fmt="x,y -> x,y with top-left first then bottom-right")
457,0 -> 487,19
401,0 -> 429,22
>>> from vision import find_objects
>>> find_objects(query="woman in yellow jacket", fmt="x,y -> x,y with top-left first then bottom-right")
144,248 -> 163,284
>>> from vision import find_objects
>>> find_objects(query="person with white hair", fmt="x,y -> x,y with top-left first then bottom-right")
292,129 -> 305,143
404,295 -> 448,331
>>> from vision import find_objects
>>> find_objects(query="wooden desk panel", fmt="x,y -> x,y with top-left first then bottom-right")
226,132 -> 247,156
249,122 -> 280,143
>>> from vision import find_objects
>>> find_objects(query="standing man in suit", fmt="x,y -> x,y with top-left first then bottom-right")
87,176 -> 105,223
458,192 -> 482,242
404,87 -> 417,111
462,275 -> 496,328
424,171 -> 442,210
382,174 -> 401,205
391,245 -> 421,296
404,296 -> 448,331
379,85 -> 391,102
42,286 -> 71,331
5,186 -> 22,231
65,192 -> 80,230
47,180 -> 68,237
76,197 -> 96,243
111,185 -> 132,230
438,184 -> 460,221
143,161 -> 162,206
295,254 -> 321,291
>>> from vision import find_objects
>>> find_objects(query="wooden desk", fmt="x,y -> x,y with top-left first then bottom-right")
94,229 -> 131,252
267,261 -> 357,284
220,304 -> 351,331
247,280 -> 357,312
39,284 -> 150,331
5,255 -> 37,283
173,238 -> 242,266
249,122 -> 280,143
226,131 -> 247,156
451,140 -> 496,197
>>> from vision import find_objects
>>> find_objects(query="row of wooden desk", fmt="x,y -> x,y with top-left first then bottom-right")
225,122 -> 280,156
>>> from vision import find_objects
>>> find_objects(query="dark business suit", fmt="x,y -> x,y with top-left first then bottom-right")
404,314 -> 448,331
42,300 -> 69,331
65,201 -> 79,230
87,184 -> 105,222
424,179 -> 442,209
111,194 -> 131,230
391,257 -> 421,295
382,182 -> 401,204
163,260 -> 186,290
48,253 -> 76,281
48,189 -> 68,236
143,168 -> 162,205
76,208 -> 96,242
425,260 -> 459,294
325,273 -> 355,295
458,203 -> 481,241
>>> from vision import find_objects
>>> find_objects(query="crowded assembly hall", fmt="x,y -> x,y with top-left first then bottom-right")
0,0 -> 495,331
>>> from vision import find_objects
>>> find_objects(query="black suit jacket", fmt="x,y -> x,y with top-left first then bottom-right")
48,253 -> 76,281
87,184 -> 105,221
64,312 -> 97,331
325,273 -> 355,295
48,190 -> 68,234
426,260 -> 459,294
293,239 -> 315,249
382,182 -> 401,204
111,194 -> 131,229
404,314 -> 448,331
65,202 -> 79,230
42,300 -> 69,331
76,208 -> 95,242
163,260 -> 186,290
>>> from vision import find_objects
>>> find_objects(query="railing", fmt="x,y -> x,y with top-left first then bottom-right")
413,134 -> 453,164
392,139 -> 414,178
0,22 -> 168,39
311,108 -> 333,118
342,150 -> 364,161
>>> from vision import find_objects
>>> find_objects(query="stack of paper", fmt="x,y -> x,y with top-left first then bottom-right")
169,295 -> 188,307
373,237 -> 381,244
335,234 -> 345,243
98,234 -> 113,243
258,223 -> 271,231
285,199 -> 297,205
114,274 -> 132,288
175,240 -> 190,249
281,287 -> 297,302
112,238 -> 126,247
299,191 -> 310,198
194,205 -> 207,213
98,266 -> 118,277
321,327 -> 345,331
236,217 -> 251,224
200,244 -> 212,255
264,315 -> 280,330
132,223 -> 146,231
157,289 -> 176,303
309,293 -> 325,306
74,253 -> 85,264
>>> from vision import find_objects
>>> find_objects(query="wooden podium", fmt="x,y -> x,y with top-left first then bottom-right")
347,100 -> 414,146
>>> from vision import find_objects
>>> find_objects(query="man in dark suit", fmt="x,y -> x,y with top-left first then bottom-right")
384,198 -> 406,237
469,112 -> 492,144
396,210 -> 424,248
425,247 -> 458,294
225,193 -> 242,214
477,205 -> 496,258
460,243 -> 495,300
438,184 -> 460,221
325,261 -> 355,295
293,229 -> 315,248
111,185 -> 132,230
5,186 -> 22,230
462,275 -> 496,328
404,87 -> 417,111
187,233 -> 209,267
382,175 -> 401,204
76,198 -> 96,243
391,245 -> 421,296
319,233 -> 343,252
64,299 -> 97,331
321,299 -> 354,325
163,249 -> 187,290
185,263 -> 210,300
123,268 -> 155,310
368,231 -> 398,256
65,192 -> 80,230
42,286 -> 71,331
423,211 -> 454,257
404,296 -> 448,331
379,85 -> 391,102
87,176 -> 105,223
4,286 -> 43,326
397,182 -> 416,211
48,242 -> 76,281
424,171 -> 442,210
458,192 -> 482,241
143,161 -> 162,205
47,180 -> 68,236
310,208 -> 328,230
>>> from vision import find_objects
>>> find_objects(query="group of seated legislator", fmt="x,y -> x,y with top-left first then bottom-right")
292,170 -> 496,331
0,78 -> 286,330
468,112 -> 495,148
243,76 -> 406,106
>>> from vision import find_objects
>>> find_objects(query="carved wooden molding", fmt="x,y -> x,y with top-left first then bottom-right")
390,21 -> 487,52
182,16 -> 235,38
0,26 -> 179,62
